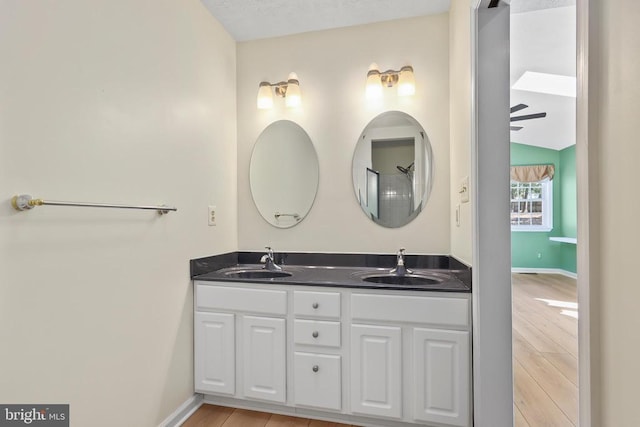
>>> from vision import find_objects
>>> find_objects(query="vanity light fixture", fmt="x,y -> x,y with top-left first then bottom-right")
365,63 -> 415,100
257,72 -> 302,109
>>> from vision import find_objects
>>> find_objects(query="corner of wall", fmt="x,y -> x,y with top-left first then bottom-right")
449,0 -> 473,265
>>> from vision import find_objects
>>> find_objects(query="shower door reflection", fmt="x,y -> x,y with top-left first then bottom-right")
371,138 -> 416,227
352,111 -> 432,228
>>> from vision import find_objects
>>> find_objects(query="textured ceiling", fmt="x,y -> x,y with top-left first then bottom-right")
200,0 -> 450,41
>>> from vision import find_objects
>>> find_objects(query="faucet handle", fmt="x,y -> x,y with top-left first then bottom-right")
261,246 -> 282,271
392,248 -> 412,276
397,248 -> 406,265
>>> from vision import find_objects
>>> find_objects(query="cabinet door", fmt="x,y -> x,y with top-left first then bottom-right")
242,316 -> 286,403
350,324 -> 402,419
413,328 -> 470,427
194,312 -> 235,395
294,352 -> 342,411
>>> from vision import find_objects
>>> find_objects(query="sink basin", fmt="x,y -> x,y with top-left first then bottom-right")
222,269 -> 292,279
360,273 -> 447,286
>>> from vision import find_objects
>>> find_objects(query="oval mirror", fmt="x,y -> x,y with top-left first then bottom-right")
352,111 -> 433,228
250,120 -> 319,228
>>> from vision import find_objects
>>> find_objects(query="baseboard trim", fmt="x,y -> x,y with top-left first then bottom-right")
511,267 -> 577,279
158,394 -> 204,427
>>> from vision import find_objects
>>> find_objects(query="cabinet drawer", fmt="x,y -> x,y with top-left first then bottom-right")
351,294 -> 470,328
293,291 -> 340,319
294,352 -> 341,411
294,319 -> 341,348
196,284 -> 287,315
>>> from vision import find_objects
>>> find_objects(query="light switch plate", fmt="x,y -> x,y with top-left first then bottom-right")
460,176 -> 470,203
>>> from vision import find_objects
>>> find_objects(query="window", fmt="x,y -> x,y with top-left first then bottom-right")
510,179 -> 553,231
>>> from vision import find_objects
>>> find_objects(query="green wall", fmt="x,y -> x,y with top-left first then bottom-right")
559,145 -> 577,272
560,145 -> 577,236
511,143 -> 577,274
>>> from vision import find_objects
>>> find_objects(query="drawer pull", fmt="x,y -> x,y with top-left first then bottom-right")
312,302 -> 319,309
312,365 -> 319,373
312,331 -> 319,338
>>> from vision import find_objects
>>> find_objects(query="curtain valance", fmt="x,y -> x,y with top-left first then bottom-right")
510,164 -> 555,183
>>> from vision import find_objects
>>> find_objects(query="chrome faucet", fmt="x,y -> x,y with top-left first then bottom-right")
391,248 -> 412,276
260,246 -> 282,271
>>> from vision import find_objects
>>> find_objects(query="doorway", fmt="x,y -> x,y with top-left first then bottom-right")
470,0 -> 590,426
508,1 -> 578,425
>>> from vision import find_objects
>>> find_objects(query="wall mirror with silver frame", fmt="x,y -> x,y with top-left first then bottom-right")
352,111 -> 433,228
250,120 -> 319,228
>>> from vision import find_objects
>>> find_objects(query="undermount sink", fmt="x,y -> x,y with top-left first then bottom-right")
360,273 -> 448,286
223,269 -> 292,279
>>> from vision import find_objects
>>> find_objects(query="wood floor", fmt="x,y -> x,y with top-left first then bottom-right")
181,405 -> 355,427
182,273 -> 578,427
512,273 -> 578,427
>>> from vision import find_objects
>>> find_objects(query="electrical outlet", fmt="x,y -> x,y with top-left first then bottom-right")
455,204 -> 461,227
537,252 -> 542,259
208,206 -> 216,226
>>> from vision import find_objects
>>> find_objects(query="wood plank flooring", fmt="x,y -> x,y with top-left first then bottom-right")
512,273 -> 578,427
182,273 -> 578,427
181,406 -> 355,427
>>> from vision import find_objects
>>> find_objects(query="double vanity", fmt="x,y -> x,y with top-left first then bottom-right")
192,104 -> 472,426
191,250 -> 472,427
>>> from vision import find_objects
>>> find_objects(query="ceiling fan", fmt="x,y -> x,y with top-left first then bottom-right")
510,104 -> 547,131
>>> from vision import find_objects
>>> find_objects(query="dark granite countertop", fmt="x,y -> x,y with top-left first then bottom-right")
191,252 -> 471,293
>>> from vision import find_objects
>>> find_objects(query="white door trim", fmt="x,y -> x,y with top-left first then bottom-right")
470,2 -> 513,426
576,0 -> 594,424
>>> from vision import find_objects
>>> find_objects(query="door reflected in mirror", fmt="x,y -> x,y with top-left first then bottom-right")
352,111 -> 432,228
250,120 -> 319,228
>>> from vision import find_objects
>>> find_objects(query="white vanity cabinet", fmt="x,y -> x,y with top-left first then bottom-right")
194,280 -> 471,427
194,284 -> 287,403
351,293 -> 471,426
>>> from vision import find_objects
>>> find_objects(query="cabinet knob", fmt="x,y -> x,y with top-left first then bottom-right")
312,365 -> 319,373
312,331 -> 319,338
312,302 -> 319,309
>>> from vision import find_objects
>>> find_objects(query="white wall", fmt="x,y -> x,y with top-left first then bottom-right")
587,0 -> 640,425
237,15 -> 451,254
0,1 -> 237,426
449,0 -> 473,265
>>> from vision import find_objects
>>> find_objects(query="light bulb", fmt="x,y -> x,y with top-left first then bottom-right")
285,72 -> 302,108
257,82 -> 273,109
397,66 -> 416,97
366,63 -> 383,101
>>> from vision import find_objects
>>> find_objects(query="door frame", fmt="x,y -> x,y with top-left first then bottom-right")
470,2 -> 513,426
469,0 -> 592,425
575,0 -> 593,424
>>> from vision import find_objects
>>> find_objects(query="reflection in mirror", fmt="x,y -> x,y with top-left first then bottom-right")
352,111 -> 432,228
250,120 -> 319,228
